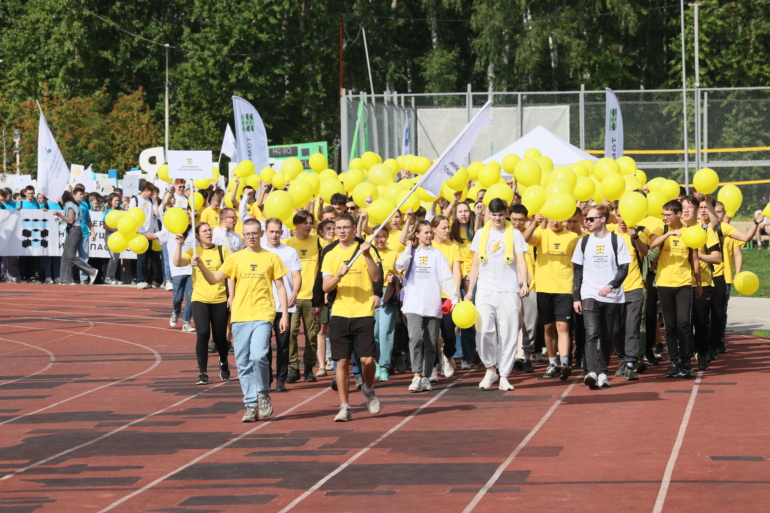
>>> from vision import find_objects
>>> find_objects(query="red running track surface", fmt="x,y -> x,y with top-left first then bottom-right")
0,284 -> 769,512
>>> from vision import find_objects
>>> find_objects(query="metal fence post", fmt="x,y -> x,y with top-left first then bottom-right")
384,92 -> 390,160
580,84 -> 586,151
360,91 -> 367,158
703,91 -> 708,165
412,96 -> 416,158
467,84 -> 472,164
695,88 -> 701,171
341,88 -> 349,171
517,93 -> 523,139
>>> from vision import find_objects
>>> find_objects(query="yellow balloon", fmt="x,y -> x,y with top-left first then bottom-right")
260,166 -> 275,184
482,182 -> 514,206
541,192 -> 576,222
478,165 -> 501,188
624,175 -> 643,193
235,160 -> 255,178
486,161 -> 501,173
681,225 -> 707,249
441,183 -> 467,202
468,184 -> 483,202
272,172 -> 287,190
734,271 -> 760,296
128,233 -> 149,254
601,173 -> 625,201
163,207 -> 189,234
194,178 -> 211,190
361,151 -> 382,170
551,166 -> 577,189
349,158 -> 364,170
536,156 -> 554,173
107,232 -> 129,253
578,159 -> 596,174
152,239 -> 162,252
502,154 -> 521,175
398,178 -> 415,189
318,168 -> 338,183
383,158 -> 399,174
514,158 -> 542,187
352,182 -> 379,208
467,161 -> 484,181
717,184 -> 743,217
409,156 -> 431,175
418,187 -> 438,202
570,162 -> 589,177
284,158 -> 305,181
647,176 -> 666,192
592,181 -> 605,205
383,183 -> 406,203
634,169 -> 647,185
246,174 -> 261,190
157,164 -> 171,183
342,169 -> 365,193
397,190 -> 421,213
319,179 -> 345,203
618,192 -> 648,227
545,179 -> 574,196
117,215 -> 139,236
298,172 -> 320,195
573,176 -> 596,202
617,156 -> 638,175
521,185 -> 546,216
193,192 -> 204,211
309,153 -> 327,173
451,301 -> 477,329
368,198 -> 396,224
647,191 -> 668,219
539,170 -> 551,188
593,158 -> 620,181
660,180 -> 681,201
524,148 -> 541,159
445,167 -> 469,191
127,207 -> 146,226
105,209 -> 125,229
368,164 -> 394,186
264,190 -> 294,220
211,166 -> 220,182
288,179 -> 314,209
693,168 -> 719,195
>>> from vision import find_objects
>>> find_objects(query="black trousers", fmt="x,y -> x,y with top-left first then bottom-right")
582,299 -> 622,375
692,285 -> 713,355
658,286 -> 694,364
572,312 -> 586,364
645,273 -> 660,348
269,313 -> 290,383
439,311 -> 457,362
192,301 -> 229,374
19,256 -> 40,280
710,275 -> 727,350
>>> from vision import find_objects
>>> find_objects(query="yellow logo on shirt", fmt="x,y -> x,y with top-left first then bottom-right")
418,256 -> 429,265
490,241 -> 502,255
596,246 -> 605,255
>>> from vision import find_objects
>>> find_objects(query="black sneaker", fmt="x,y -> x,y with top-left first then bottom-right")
286,367 -> 300,383
697,353 -> 709,371
656,343 -> 665,355
228,344 -> 234,355
394,355 -> 407,374
196,373 -> 208,385
559,365 -> 572,381
220,363 -> 230,381
276,380 -> 287,392
634,362 -> 648,374
331,377 -> 338,391
355,376 -> 364,390
513,359 -> 524,371
718,343 -> 727,354
614,362 -> 625,377
681,361 -> 693,379
666,365 -> 682,378
522,360 -> 534,373
543,364 -> 559,378
304,368 -> 317,382
624,364 -> 639,381
709,348 -> 720,361
208,341 -> 217,353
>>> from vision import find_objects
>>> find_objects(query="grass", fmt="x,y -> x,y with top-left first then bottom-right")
731,249 -> 770,298
749,330 -> 770,339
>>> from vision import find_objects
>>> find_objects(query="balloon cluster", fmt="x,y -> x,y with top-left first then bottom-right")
104,208 -> 150,254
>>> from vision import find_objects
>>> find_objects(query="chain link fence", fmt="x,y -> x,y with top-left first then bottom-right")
341,86 -> 770,219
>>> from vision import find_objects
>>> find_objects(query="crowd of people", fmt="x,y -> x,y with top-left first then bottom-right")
0,170 -> 764,424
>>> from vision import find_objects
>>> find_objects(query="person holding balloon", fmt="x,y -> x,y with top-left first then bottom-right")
450,201 -> 482,370
103,194 -> 123,285
397,220 -> 460,392
129,181 -> 163,290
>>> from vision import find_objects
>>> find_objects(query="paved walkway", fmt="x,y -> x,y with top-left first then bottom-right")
728,296 -> 770,332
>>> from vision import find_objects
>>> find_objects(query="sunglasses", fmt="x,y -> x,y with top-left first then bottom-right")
584,217 -> 601,223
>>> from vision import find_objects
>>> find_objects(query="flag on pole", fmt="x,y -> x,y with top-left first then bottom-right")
232,96 -> 269,174
220,123 -> 238,162
416,101 -> 493,197
349,99 -> 370,162
402,113 -> 411,156
604,88 -> 624,159
36,104 -> 70,202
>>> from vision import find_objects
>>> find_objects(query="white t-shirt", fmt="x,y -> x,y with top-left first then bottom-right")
261,226 -> 291,247
263,243 -> 302,313
212,227 -> 243,253
131,195 -> 157,234
398,246 -> 453,318
174,193 -> 189,210
571,232 -> 631,304
156,227 -> 195,277
469,227 -> 528,292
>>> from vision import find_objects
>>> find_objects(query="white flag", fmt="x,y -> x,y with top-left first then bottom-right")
232,96 -> 269,174
604,88 -> 624,159
37,105 -> 70,202
416,101 -> 493,197
402,114 -> 411,156
220,123 -> 238,162
79,165 -> 96,192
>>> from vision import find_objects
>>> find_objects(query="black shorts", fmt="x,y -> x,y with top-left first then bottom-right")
329,316 -> 377,360
537,292 -> 574,325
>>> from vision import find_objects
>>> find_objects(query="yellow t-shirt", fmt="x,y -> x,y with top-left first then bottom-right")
656,231 -> 692,288
456,227 -> 474,278
282,235 -> 326,300
387,229 -> 405,253
321,243 -> 377,318
640,216 -> 665,237
712,222 -> 735,278
185,244 -> 230,303
218,249 -> 287,323
723,236 -> 745,284
694,225 -> 720,287
200,207 -> 221,228
432,239 -> 462,298
378,247 -> 399,279
615,231 -> 648,292
529,227 -> 579,294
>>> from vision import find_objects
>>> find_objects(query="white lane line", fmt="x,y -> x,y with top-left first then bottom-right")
0,380 -> 230,481
0,299 -> 164,313
652,371 -> 703,513
0,338 -> 55,386
462,378 -> 579,513
0,310 -> 178,333
0,323 -> 161,426
0,295 -> 170,307
96,387 -> 330,513
277,370 -> 475,513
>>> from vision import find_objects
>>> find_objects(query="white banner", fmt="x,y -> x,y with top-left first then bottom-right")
37,106 -> 70,202
12,175 -> 34,191
0,210 -> 135,259
416,101 -> 493,197
232,96 -> 269,174
93,173 -> 114,194
168,150 -> 213,180
605,88 -> 624,159
220,123 -> 238,162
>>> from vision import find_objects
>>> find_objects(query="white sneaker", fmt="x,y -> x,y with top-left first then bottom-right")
44,278 -> 53,284
170,312 -> 178,327
182,323 -> 196,333
499,376 -> 514,391
598,373 -> 611,387
430,366 -> 439,383
165,280 -> 173,291
408,376 -> 423,392
479,368 -> 498,390
443,356 -> 455,378
584,372 -> 598,389
461,361 -> 471,370
89,270 -> 99,285
326,359 -> 334,371
54,278 -> 60,284
421,377 -> 432,391
137,282 -> 149,290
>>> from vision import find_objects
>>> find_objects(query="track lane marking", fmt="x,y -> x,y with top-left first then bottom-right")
0,338 -> 56,386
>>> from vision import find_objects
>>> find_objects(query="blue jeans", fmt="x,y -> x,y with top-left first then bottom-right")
172,274 -> 193,323
77,236 -> 90,281
161,243 -> 172,282
137,247 -> 162,284
374,303 -> 398,369
232,321 -> 273,407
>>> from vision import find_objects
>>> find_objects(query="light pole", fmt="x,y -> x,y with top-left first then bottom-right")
691,3 -> 702,172
13,129 -> 21,175
2,129 -> 6,174
165,44 -> 170,163
680,0 -> 690,193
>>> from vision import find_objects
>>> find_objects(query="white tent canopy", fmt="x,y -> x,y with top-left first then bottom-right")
483,125 -> 598,176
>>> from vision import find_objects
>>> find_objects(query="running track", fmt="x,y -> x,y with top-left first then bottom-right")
1,284 -> 768,512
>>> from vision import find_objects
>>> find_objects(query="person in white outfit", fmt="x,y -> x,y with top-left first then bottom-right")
465,198 -> 530,391
396,220 -> 460,392
212,207 -> 243,253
